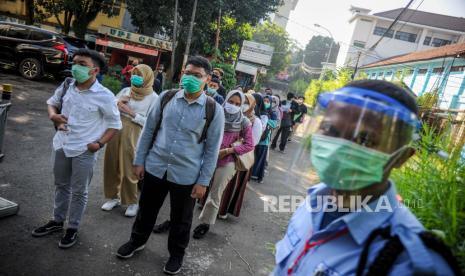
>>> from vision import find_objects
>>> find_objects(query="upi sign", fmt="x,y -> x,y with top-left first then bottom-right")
98,26 -> 173,51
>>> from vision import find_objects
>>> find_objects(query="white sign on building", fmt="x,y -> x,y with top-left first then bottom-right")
235,61 -> 259,76
239,40 -> 274,66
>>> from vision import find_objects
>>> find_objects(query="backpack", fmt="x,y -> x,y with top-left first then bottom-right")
149,89 -> 216,148
355,226 -> 461,276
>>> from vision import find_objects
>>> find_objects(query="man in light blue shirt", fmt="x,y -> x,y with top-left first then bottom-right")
116,56 -> 224,275
274,80 -> 456,275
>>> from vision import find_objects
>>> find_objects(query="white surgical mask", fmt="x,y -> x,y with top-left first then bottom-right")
224,102 -> 241,114
242,104 -> 250,112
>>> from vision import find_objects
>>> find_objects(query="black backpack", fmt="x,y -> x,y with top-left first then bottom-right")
149,89 -> 216,148
356,226 -> 461,276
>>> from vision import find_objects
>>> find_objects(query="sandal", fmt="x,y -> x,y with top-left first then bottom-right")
193,223 -> 210,239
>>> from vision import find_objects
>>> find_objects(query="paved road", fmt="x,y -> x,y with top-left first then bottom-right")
0,70 -> 316,276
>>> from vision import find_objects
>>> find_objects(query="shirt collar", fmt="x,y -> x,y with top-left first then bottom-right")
72,79 -> 102,93
342,182 -> 400,245
308,182 -> 400,245
176,89 -> 207,106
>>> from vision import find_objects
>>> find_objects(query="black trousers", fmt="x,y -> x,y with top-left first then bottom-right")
271,125 -> 292,151
130,172 -> 195,259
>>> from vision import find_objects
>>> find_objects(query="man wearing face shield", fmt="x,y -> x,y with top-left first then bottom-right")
274,80 -> 457,275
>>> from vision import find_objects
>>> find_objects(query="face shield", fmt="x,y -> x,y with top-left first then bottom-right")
286,86 -> 420,192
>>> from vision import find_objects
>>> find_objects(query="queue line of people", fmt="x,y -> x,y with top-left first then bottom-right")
28,48 -> 458,276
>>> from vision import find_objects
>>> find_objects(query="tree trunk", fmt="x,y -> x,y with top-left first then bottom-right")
168,0 -> 179,84
24,0 -> 34,25
213,6 -> 221,60
62,10 -> 73,35
182,0 -> 198,68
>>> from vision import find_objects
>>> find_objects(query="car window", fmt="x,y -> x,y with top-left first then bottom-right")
0,24 -> 9,36
30,30 -> 53,41
7,26 -> 30,39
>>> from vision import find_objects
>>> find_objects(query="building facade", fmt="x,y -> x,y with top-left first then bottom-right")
359,43 -> 465,110
271,0 -> 299,29
338,6 -> 465,68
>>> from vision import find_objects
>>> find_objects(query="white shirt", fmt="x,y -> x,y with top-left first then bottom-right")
251,116 -> 263,146
47,79 -> 122,157
260,115 -> 269,131
115,87 -> 159,127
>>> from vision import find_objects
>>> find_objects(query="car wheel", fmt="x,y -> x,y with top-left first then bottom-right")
19,58 -> 43,80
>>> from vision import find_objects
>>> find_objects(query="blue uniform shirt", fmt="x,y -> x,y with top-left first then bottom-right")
273,182 -> 454,276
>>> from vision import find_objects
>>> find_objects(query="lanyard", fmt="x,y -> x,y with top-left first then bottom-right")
287,228 -> 349,275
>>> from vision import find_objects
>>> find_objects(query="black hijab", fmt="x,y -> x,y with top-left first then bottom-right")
253,93 -> 267,117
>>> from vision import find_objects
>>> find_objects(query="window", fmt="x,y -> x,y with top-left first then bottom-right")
450,66 -> 465,72
423,36 -> 431,46
431,38 -> 451,47
361,19 -> 373,23
6,26 -> 30,39
418,68 -> 428,74
353,40 -> 366,49
385,71 -> 393,76
30,30 -> 53,41
432,67 -> 444,74
0,24 -> 9,36
394,31 -> 417,43
373,26 -> 394,38
371,73 -> 377,77
404,69 -> 414,76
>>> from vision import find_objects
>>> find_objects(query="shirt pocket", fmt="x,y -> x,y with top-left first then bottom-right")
77,104 -> 99,122
275,223 -> 302,265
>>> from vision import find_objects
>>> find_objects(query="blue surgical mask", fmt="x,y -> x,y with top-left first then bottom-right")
207,87 -> 217,96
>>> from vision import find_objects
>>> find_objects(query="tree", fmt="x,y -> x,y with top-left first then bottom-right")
252,22 -> 291,79
25,0 -> 35,25
302,35 -> 340,68
35,0 -> 75,34
35,0 -> 117,37
71,0 -> 119,39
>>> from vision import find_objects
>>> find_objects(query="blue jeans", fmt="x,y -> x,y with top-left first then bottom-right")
53,149 -> 97,229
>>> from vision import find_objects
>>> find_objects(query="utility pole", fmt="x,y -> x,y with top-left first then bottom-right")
169,0 -> 179,82
352,51 -> 362,80
182,0 -> 199,69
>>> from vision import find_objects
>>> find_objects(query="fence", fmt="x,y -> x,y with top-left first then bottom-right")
420,108 -> 465,151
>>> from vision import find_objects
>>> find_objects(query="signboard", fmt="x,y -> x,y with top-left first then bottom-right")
235,61 -> 258,76
98,25 -> 172,51
238,40 -> 274,66
96,38 -> 158,56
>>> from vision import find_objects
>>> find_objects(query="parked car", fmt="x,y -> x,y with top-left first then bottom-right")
63,36 -> 89,59
0,22 -> 79,80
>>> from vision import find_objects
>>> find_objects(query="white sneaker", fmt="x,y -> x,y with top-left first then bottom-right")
218,214 -> 228,220
101,199 -> 121,211
125,204 -> 139,217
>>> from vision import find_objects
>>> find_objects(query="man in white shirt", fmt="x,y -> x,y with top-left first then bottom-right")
31,49 -> 122,249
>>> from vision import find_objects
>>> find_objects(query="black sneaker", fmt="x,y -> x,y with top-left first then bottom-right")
116,241 -> 145,259
153,220 -> 171,234
31,220 -> 63,237
58,228 -> 78,249
163,256 -> 183,275
192,223 -> 210,239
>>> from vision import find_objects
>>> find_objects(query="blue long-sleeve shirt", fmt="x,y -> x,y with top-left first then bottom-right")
134,90 -> 224,186
274,182 -> 454,275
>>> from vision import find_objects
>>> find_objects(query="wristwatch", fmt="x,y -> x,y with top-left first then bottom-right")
95,141 -> 105,149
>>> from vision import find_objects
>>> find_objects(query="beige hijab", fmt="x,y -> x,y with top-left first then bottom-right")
130,64 -> 154,101
244,93 -> 257,123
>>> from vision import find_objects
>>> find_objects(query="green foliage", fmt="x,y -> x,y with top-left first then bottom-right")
302,35 -> 340,68
211,61 -> 237,91
304,68 -> 354,107
35,0 -> 118,37
252,22 -> 291,79
392,124 -> 465,271
289,79 -> 308,96
418,91 -> 440,109
101,75 -> 122,95
107,64 -> 123,80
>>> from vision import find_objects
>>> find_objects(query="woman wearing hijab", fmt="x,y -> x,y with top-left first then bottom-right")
193,90 -> 254,239
251,95 -> 278,183
253,93 -> 269,133
217,93 -> 263,219
102,64 -> 159,217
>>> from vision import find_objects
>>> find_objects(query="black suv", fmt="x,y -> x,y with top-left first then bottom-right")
0,22 -> 77,80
